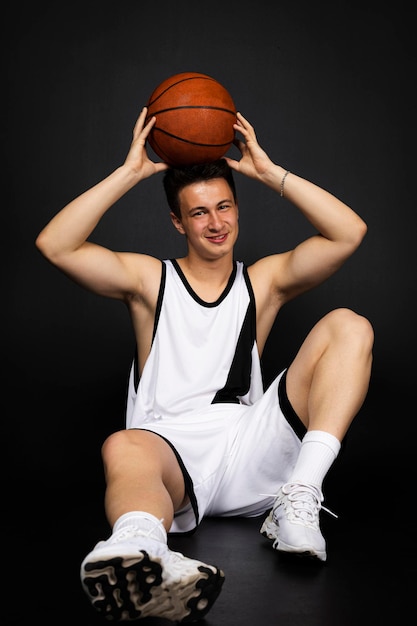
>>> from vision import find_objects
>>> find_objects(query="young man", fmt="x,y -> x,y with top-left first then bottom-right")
36,108 -> 373,623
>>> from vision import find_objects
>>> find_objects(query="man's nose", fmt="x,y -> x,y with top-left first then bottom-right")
207,212 -> 222,230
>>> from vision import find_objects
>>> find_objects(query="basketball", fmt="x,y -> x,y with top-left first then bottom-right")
145,72 -> 237,167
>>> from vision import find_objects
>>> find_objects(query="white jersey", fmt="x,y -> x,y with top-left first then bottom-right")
125,258 -> 304,534
126,259 -> 264,428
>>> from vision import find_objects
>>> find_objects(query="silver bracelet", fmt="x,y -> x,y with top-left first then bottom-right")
280,170 -> 290,197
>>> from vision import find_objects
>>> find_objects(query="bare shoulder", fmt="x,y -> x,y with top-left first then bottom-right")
247,252 -> 289,294
117,252 -> 164,304
127,252 -> 164,275
248,252 -> 291,314
247,253 -> 288,310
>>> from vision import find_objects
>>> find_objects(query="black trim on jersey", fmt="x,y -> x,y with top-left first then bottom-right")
212,303 -> 255,403
133,349 -> 139,392
132,261 -> 166,391
211,264 -> 257,404
278,369 -> 307,441
170,258 -> 238,307
153,261 -> 167,341
136,428 -> 200,535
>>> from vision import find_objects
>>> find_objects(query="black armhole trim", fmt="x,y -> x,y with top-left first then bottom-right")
278,369 -> 307,441
133,261 -> 166,391
153,261 -> 167,341
242,264 -> 256,316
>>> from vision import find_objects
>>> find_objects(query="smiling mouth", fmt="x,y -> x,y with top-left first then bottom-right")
207,234 -> 228,243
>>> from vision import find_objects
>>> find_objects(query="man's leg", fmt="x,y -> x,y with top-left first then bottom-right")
286,308 -> 373,439
81,429 -> 225,622
261,308 -> 373,561
102,429 -> 188,530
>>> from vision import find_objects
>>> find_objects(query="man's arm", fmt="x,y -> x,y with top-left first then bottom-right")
35,108 -> 168,300
226,113 -> 367,303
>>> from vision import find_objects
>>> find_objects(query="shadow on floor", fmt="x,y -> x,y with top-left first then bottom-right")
8,490 -> 413,626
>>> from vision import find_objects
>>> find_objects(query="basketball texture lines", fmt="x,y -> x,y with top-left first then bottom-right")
145,72 -> 237,166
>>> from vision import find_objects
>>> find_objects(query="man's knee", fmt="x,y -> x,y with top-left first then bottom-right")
101,429 -> 183,480
324,308 -> 374,349
101,428 -> 159,469
102,429 -> 134,459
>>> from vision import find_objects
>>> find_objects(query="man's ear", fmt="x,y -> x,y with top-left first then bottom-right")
170,211 -> 185,234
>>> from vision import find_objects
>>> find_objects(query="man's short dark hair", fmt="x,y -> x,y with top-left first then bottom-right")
163,159 -> 237,218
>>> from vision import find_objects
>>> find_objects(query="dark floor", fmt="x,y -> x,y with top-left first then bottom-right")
8,469 -> 413,626
7,387 -> 413,625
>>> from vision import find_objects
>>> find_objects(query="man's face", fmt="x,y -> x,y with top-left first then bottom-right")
171,178 -> 239,261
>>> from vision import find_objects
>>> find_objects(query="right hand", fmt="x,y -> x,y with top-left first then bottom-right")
124,107 -> 169,179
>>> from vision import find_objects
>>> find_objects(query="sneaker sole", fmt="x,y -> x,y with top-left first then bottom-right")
272,538 -> 327,561
81,550 -> 225,622
260,512 -> 326,562
260,511 -> 277,540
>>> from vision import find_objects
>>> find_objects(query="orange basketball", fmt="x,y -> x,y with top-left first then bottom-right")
145,72 -> 237,167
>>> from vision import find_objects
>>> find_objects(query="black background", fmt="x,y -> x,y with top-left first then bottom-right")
5,0 -> 414,536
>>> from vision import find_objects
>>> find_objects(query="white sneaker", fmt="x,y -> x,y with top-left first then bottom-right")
260,482 -> 327,562
80,526 -> 225,622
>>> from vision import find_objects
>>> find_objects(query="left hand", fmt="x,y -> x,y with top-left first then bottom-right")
224,112 -> 275,179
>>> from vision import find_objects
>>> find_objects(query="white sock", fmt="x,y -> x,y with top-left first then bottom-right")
113,511 -> 167,543
289,430 -> 341,489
